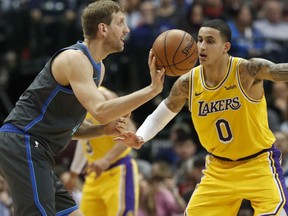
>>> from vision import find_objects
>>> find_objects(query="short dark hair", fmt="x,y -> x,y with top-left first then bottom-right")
202,19 -> 231,43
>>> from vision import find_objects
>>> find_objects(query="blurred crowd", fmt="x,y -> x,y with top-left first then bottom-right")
1,0 -> 288,215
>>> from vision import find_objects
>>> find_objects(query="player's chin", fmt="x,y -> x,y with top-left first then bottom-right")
114,46 -> 124,53
199,58 -> 208,65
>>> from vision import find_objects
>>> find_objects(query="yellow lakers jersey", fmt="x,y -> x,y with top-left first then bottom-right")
81,113 -> 131,163
188,56 -> 275,160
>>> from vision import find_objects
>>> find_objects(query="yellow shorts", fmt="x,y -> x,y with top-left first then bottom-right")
185,146 -> 288,216
80,156 -> 139,216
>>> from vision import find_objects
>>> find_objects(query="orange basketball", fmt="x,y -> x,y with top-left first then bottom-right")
152,29 -> 198,77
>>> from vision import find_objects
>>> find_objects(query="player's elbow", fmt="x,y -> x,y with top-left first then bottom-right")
91,114 -> 107,124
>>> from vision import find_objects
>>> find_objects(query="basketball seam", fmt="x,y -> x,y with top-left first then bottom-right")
153,29 -> 198,76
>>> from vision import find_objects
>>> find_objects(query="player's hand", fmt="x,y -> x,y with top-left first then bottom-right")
148,49 -> 165,94
103,117 -> 128,136
114,131 -> 145,149
84,158 -> 110,177
64,171 -> 78,192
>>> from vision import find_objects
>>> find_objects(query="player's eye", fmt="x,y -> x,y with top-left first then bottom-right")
119,20 -> 125,26
207,39 -> 214,44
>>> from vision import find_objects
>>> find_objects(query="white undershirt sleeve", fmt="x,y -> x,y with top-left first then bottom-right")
136,101 -> 178,142
70,140 -> 88,174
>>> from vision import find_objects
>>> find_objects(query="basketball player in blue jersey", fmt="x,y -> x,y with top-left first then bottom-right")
116,19 -> 288,215
0,1 -> 164,216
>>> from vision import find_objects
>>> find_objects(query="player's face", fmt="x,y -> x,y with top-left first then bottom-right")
105,12 -> 130,53
197,27 -> 229,66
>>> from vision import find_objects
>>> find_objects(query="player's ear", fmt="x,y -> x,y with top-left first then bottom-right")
98,23 -> 108,38
223,42 -> 231,54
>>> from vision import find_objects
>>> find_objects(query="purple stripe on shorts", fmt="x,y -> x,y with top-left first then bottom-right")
124,157 -> 135,215
108,155 -> 135,215
269,146 -> 288,214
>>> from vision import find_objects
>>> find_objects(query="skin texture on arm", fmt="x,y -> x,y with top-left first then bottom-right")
83,88 -> 137,176
84,142 -> 128,176
52,49 -> 164,125
73,118 -> 127,140
114,72 -> 190,148
239,58 -> 288,100
164,73 -> 190,113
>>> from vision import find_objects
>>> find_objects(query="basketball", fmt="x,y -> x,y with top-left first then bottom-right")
152,29 -> 198,77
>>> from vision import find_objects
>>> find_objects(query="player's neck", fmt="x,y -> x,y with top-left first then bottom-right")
82,39 -> 107,63
203,54 -> 230,87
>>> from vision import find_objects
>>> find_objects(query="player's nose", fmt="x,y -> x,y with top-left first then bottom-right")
124,23 -> 130,34
197,41 -> 206,51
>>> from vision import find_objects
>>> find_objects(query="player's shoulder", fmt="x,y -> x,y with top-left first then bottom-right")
53,49 -> 90,69
57,49 -> 87,62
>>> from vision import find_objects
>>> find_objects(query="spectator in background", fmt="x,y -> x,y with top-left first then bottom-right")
118,0 -> 142,31
180,3 -> 206,40
138,161 -> 186,216
155,122 -> 192,166
29,0 -> 78,57
283,6 -> 288,23
129,0 -> 159,90
223,0 -> 242,19
254,0 -> 288,62
265,82 -> 288,133
0,176 -> 12,216
281,99 -> 288,134
203,0 -> 226,20
182,155 -> 206,203
250,0 -> 266,19
227,3 -> 265,58
172,135 -> 199,195
156,0 -> 178,32
269,82 -> 288,124
274,131 -> 288,175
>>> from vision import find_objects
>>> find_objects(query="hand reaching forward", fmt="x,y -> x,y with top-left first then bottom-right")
84,157 -> 110,177
148,49 -> 165,94
114,131 -> 145,149
103,117 -> 128,136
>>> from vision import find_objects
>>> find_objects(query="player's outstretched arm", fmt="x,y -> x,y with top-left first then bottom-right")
53,49 -> 165,125
239,59 -> 288,99
73,117 -> 127,139
115,73 -> 190,149
84,117 -> 136,176
242,58 -> 288,82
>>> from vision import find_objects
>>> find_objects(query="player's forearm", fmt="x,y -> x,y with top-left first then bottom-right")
91,86 -> 160,125
73,120 -> 105,139
136,101 -> 177,142
269,63 -> 288,82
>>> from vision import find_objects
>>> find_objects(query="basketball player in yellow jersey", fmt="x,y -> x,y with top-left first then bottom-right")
67,87 -> 139,216
116,19 -> 288,215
